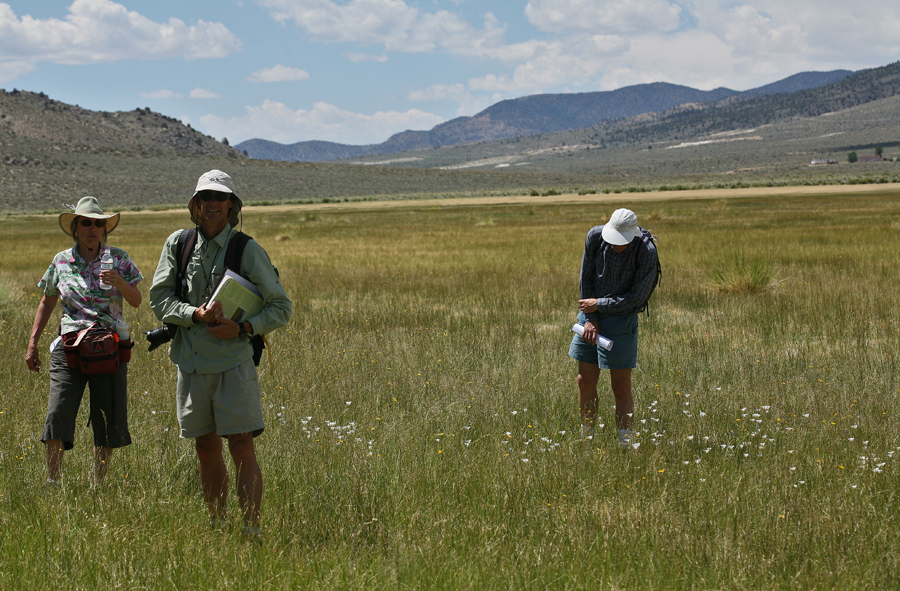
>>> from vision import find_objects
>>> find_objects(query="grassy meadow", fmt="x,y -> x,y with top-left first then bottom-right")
1,189 -> 899,589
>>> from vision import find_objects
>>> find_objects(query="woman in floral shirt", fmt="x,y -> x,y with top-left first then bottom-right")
25,196 -> 143,488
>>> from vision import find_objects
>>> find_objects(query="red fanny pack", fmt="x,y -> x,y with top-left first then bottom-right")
62,324 -> 131,374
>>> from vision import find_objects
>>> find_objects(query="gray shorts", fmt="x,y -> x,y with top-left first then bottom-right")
176,359 -> 265,439
568,310 -> 639,370
43,346 -> 131,450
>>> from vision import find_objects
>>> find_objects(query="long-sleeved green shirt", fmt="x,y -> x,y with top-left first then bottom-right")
149,225 -> 292,374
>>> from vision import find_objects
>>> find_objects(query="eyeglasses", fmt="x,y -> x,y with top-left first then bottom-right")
197,191 -> 231,202
79,219 -> 107,228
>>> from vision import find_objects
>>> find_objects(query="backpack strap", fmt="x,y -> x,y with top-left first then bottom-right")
220,231 -> 274,371
175,228 -> 255,301
176,229 -> 252,289
223,231 -> 252,278
598,227 -> 660,315
175,228 -> 197,301
588,229 -> 607,265
634,227 -> 661,315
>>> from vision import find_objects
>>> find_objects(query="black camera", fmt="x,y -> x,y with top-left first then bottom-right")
144,323 -> 178,352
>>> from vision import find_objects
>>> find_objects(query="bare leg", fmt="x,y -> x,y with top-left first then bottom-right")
228,433 -> 263,529
195,432 -> 229,520
577,361 -> 601,429
610,368 -> 633,431
45,439 -> 64,482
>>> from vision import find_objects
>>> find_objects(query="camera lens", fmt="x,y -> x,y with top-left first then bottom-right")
144,324 -> 178,352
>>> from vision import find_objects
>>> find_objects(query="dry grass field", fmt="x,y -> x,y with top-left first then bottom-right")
1,186 -> 899,589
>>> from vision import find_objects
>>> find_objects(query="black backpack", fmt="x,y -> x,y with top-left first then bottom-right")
594,226 -> 661,315
175,228 -> 272,366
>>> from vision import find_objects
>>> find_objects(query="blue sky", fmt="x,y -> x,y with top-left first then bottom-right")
2,1 -> 899,146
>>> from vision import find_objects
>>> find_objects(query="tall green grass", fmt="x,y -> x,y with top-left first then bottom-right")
703,252 -> 784,293
1,191 -> 899,589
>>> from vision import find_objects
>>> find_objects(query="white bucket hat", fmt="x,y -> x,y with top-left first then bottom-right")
601,208 -> 640,245
58,196 -> 120,236
189,169 -> 243,226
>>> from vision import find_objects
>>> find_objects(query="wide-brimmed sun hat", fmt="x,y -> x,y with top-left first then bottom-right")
601,208 -> 640,245
58,196 -> 120,236
188,169 -> 243,227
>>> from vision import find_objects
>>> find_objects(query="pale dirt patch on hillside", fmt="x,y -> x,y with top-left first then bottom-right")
436,144 -> 594,170
665,135 -> 763,150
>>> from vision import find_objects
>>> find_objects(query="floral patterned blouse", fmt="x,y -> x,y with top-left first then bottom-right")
38,244 -> 143,335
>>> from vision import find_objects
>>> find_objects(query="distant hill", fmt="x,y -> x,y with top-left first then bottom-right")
342,61 -> 900,173
235,70 -> 854,162
1,65 -> 898,214
583,62 -> 900,148
0,89 -> 242,157
740,70 -> 854,98
234,138 -> 378,162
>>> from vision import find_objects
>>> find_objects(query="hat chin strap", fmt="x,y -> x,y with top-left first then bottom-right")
76,237 -> 102,260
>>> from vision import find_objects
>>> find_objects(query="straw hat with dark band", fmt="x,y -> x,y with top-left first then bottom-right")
58,196 -> 120,236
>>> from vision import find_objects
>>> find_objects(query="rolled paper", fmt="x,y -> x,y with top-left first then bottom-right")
572,323 -> 613,351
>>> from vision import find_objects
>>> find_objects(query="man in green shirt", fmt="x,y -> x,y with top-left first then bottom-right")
149,170 -> 292,536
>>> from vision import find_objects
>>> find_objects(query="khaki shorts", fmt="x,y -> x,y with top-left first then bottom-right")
176,359 -> 265,439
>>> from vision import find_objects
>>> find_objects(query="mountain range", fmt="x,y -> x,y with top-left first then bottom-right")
234,70 -> 854,163
2,62 -> 899,213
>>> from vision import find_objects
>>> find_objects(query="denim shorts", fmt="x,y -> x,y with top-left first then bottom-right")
568,310 -> 639,369
176,359 -> 265,439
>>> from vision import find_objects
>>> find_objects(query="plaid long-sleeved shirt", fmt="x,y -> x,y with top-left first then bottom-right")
579,224 -> 659,322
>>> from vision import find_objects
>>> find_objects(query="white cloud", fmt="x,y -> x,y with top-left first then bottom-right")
592,35 -> 631,55
409,84 -> 471,103
248,64 -> 310,82
140,89 -> 184,99
715,4 -> 806,59
199,99 -> 445,145
466,36 -> 628,94
190,88 -> 221,99
408,84 -> 498,118
0,0 -> 240,69
346,53 -> 389,63
255,0 -> 507,56
595,30 -> 737,90
674,2 -> 900,70
525,0 -> 682,34
636,1 -> 899,88
466,73 -> 518,94
410,1 -> 900,114
0,59 -> 34,83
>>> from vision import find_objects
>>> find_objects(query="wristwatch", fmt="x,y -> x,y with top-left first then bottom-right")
238,323 -> 248,339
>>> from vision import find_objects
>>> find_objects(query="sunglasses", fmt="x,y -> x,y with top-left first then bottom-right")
79,219 -> 107,228
197,191 -> 231,202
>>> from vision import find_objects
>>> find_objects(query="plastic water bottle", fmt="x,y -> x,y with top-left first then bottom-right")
99,254 -> 114,290
115,320 -> 129,341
